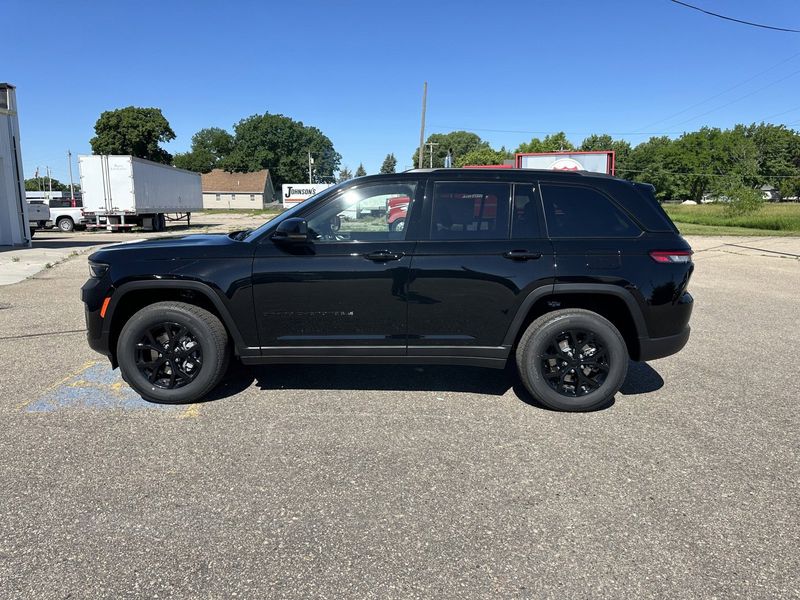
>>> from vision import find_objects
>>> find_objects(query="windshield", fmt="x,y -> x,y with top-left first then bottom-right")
242,180 -> 350,242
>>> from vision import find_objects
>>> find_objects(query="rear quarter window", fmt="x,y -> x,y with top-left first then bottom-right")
540,183 -> 641,238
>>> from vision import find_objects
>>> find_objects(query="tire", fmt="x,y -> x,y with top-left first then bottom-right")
390,218 -> 405,232
116,301 -> 229,404
157,213 -> 166,232
57,217 -> 75,232
29,227 -> 36,238
515,309 -> 628,412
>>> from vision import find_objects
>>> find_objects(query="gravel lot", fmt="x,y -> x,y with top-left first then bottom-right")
0,222 -> 798,599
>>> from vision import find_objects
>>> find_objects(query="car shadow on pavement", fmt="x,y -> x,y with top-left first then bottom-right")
513,360 -> 664,411
203,359 -> 664,411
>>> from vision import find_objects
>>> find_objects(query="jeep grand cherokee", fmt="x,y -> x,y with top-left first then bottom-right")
82,169 -> 693,411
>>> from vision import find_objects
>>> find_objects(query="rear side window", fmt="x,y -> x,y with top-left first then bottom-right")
431,181 -> 510,240
541,184 -> 640,238
511,183 -> 542,239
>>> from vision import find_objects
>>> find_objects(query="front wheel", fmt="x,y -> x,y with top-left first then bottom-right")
117,301 -> 229,403
389,218 -> 405,232
515,309 -> 628,411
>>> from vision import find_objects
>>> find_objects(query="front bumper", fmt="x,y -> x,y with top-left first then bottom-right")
81,277 -> 113,359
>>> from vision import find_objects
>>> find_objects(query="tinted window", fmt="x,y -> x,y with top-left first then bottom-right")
49,198 -> 83,208
511,183 -> 541,239
541,184 -> 640,238
431,182 -> 510,240
307,181 -> 416,242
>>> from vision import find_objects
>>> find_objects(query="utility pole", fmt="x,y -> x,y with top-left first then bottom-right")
46,166 -> 52,198
417,82 -> 427,169
426,142 -> 439,169
67,150 -> 75,201
308,150 -> 314,184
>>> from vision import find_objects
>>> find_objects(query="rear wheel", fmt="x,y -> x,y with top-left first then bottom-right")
117,301 -> 229,403
515,309 -> 628,411
390,218 -> 405,232
57,217 -> 75,232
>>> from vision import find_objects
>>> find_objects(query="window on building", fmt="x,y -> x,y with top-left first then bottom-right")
230,194 -> 236,203
541,184 -> 640,238
215,194 -> 221,202
0,88 -> 8,111
430,181 -> 510,240
250,194 -> 256,202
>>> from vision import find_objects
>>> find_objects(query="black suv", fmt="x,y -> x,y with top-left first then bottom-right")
82,169 -> 693,411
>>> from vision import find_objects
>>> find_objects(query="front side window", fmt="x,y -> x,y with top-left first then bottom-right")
307,181 -> 417,242
541,184 -> 640,238
430,181 -> 510,240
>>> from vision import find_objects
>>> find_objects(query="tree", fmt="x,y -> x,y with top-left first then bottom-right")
173,127 -> 235,173
411,131 -> 488,168
515,132 -> 575,154
25,177 -> 69,192
355,163 -> 367,177
455,146 -> 510,167
380,153 -> 397,174
740,123 -> 800,197
90,106 -> 175,164
221,113 -> 341,188
338,166 -> 353,182
621,136 -> 677,200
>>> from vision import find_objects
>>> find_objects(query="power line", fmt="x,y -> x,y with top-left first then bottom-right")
662,66 -> 800,129
430,125 -> 689,136
617,167 -> 800,179
638,49 -> 800,130
669,0 -> 800,33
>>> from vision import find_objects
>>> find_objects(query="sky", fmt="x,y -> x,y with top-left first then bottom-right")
5,0 -> 800,183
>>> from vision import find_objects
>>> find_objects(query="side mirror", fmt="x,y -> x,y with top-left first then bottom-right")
272,217 -> 309,242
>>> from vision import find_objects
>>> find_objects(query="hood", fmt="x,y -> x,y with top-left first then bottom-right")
89,233 -> 252,263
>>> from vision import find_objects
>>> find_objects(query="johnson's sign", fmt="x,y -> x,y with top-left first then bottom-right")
282,184 -> 332,207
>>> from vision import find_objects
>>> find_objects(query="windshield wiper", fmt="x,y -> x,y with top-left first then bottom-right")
230,229 -> 253,241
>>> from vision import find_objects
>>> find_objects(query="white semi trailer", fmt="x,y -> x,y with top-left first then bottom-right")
78,155 -> 202,231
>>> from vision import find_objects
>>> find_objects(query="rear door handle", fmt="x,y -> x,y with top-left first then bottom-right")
364,250 -> 405,262
503,250 -> 542,261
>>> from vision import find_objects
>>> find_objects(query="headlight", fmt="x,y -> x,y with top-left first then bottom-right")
89,262 -> 109,278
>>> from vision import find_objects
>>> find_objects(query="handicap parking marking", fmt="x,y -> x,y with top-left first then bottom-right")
24,362 -> 194,415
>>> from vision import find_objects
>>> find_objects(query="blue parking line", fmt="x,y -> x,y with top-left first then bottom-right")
26,363 -> 176,412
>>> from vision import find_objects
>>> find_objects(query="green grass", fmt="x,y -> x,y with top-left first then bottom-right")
670,222 -> 800,236
663,202 -> 800,235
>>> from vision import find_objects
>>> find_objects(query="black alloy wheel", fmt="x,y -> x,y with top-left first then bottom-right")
134,322 -> 203,390
540,329 -> 610,397
515,308 -> 627,412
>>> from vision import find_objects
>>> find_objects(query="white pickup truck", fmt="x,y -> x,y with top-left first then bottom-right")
25,192 -> 86,232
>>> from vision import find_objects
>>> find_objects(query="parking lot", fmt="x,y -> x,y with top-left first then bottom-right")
1,221 -> 798,598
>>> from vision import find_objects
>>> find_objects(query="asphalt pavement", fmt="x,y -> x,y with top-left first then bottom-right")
0,229 -> 798,599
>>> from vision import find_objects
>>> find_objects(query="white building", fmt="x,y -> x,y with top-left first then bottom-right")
0,83 -> 30,246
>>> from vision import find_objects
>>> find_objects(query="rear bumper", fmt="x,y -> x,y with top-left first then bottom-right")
638,325 -> 690,362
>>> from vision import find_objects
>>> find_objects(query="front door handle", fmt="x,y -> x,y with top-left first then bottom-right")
503,250 -> 542,261
364,250 -> 405,262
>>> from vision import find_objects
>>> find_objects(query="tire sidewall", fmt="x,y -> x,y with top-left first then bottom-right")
523,312 -> 627,411
58,218 -> 74,232
117,306 -> 222,403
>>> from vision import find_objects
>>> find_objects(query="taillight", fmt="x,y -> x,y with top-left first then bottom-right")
649,250 -> 693,264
